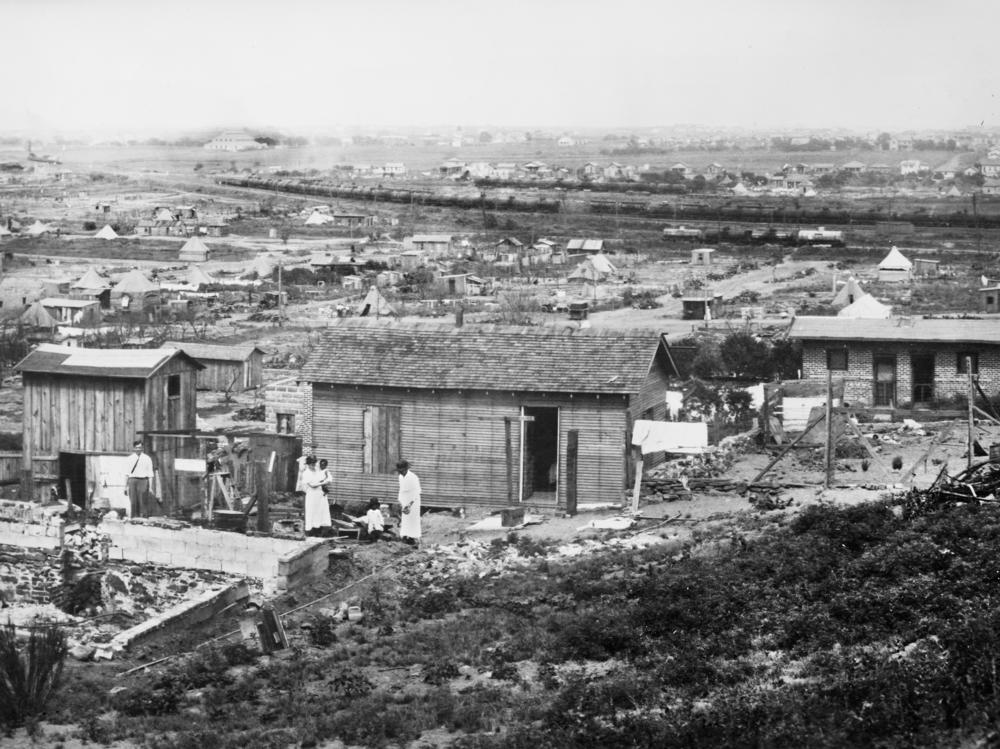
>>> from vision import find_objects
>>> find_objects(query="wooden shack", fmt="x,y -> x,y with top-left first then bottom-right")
161,341 -> 266,391
298,320 -> 677,511
40,297 -> 102,326
14,344 -> 203,514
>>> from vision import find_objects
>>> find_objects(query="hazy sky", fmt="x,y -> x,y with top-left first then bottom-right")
2,0 -> 997,135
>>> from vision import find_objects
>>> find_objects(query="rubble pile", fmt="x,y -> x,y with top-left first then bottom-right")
642,446 -> 743,499
62,524 -> 111,566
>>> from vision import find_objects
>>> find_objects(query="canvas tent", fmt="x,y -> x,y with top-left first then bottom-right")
357,286 -> 396,317
19,301 -> 59,328
242,255 -> 276,279
831,276 -> 865,308
24,221 -> 53,237
305,210 -> 334,226
187,265 -> 216,287
95,224 -> 118,240
878,246 -> 913,282
837,294 -> 892,319
179,236 -> 210,262
569,253 -> 617,283
72,268 -> 110,292
112,269 -> 160,311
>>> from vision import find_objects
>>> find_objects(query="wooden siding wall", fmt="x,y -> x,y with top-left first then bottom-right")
145,358 -> 199,513
311,385 -> 630,510
196,360 -> 245,392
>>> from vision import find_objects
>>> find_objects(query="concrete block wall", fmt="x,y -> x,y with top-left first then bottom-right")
264,373 -> 306,438
802,343 -> 1000,408
98,520 -> 328,593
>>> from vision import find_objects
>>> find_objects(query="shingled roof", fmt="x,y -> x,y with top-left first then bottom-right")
299,320 -> 669,394
15,344 -> 202,379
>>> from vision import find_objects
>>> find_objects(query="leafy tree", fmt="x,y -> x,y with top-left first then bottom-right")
719,331 -> 773,379
478,131 -> 493,144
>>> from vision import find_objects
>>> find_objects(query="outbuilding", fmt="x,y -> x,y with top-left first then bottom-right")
14,344 -> 203,513
161,341 -> 266,392
298,321 -> 677,511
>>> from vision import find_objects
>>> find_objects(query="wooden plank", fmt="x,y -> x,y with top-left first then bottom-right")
565,429 -> 578,515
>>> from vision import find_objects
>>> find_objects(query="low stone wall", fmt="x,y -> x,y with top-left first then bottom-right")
0,546 -> 61,605
0,500 -> 65,551
99,519 -> 329,594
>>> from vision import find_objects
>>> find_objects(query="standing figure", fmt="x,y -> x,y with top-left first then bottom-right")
126,440 -> 154,519
396,459 -> 421,545
302,456 -> 332,536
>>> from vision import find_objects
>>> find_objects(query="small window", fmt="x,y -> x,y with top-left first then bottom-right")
826,348 -> 848,371
957,353 -> 979,374
276,413 -> 295,435
988,296 -> 996,306
167,374 -> 181,397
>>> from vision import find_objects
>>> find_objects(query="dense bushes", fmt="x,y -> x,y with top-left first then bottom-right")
0,623 -> 68,729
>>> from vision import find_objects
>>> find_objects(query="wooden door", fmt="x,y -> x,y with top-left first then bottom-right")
873,355 -> 896,408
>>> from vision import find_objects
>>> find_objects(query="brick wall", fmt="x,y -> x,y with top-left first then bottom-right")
802,342 -> 1000,407
98,519 -> 328,594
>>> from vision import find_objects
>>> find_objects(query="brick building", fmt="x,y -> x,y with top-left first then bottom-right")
789,317 -> 1000,408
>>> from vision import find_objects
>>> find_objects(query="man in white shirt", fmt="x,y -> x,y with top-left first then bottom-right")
126,440 -> 154,519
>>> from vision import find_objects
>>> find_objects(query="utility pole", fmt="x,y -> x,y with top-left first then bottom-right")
277,257 -> 284,328
968,356 -> 975,470
824,369 -> 834,489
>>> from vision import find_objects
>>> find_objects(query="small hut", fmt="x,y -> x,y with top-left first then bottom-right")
95,224 -> 118,240
40,297 -> 102,325
691,248 -> 715,266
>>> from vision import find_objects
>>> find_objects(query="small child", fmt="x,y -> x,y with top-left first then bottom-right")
364,497 -> 385,542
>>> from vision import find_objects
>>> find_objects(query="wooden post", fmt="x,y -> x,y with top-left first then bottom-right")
761,385 -> 770,444
749,411 -> 827,486
504,417 -> 513,505
968,357 -> 975,470
566,430 -> 578,516
824,369 -> 834,489
630,454 -> 644,515
255,461 -> 270,534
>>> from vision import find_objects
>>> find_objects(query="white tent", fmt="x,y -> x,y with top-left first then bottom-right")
187,265 -> 216,287
878,246 -> 913,282
242,255 -> 276,279
305,210 -> 334,226
25,220 -> 52,237
878,246 -> 913,271
731,182 -> 749,196
72,268 -> 110,291
357,286 -> 396,317
569,253 -> 617,283
179,235 -> 211,262
837,294 -> 892,319
832,276 -> 865,308
95,224 -> 118,240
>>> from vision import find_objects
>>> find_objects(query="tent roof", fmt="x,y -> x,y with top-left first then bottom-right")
95,224 -> 118,239
113,269 -> 159,294
357,287 -> 397,317
831,276 -> 865,308
71,268 -> 110,291
836,294 -> 892,319
19,301 -> 59,328
187,265 -> 216,286
179,236 -> 210,255
878,246 -> 913,270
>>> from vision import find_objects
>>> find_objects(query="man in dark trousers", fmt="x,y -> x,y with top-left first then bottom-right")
126,440 -> 154,519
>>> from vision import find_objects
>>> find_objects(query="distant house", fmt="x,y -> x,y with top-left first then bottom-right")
298,321 -> 678,510
899,160 -> 922,176
682,290 -> 723,321
691,248 -> 715,266
840,161 -> 866,174
40,297 -> 102,326
382,162 -> 406,177
789,316 -> 1000,408
981,161 -> 1000,179
980,285 -> 1000,314
204,130 -> 267,152
410,234 -> 453,256
704,163 -> 725,178
670,163 -> 693,178
566,238 -> 605,254
912,258 -> 940,278
161,341 -> 266,392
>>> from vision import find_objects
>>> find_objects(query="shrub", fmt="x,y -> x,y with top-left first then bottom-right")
0,623 -> 68,728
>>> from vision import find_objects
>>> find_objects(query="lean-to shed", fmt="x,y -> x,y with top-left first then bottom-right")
298,320 -> 677,511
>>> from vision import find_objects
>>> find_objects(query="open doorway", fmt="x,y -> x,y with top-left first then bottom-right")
521,406 -> 559,504
59,451 -> 87,509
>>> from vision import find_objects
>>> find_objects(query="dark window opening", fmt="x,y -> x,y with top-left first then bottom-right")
167,374 -> 181,397
826,348 -> 848,371
277,413 -> 295,435
957,353 -> 979,374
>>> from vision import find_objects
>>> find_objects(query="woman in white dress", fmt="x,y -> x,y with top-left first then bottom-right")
396,459 -> 421,545
302,457 -> 331,536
